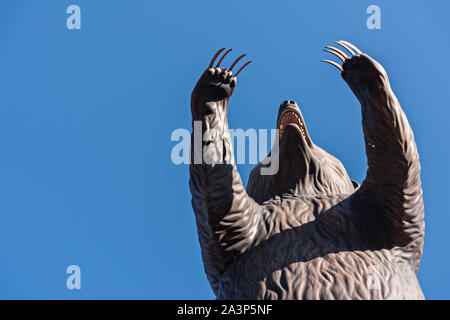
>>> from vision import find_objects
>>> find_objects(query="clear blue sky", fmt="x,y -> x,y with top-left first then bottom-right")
0,0 -> 448,299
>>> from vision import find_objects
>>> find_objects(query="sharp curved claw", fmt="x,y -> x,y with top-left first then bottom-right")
339,40 -> 363,55
234,60 -> 252,77
229,54 -> 247,71
324,49 -> 345,62
334,41 -> 356,56
321,59 -> 343,71
325,46 -> 348,59
216,48 -> 233,68
209,48 -> 226,68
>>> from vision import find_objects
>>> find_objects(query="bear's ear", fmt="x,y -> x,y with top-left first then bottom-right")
351,179 -> 360,190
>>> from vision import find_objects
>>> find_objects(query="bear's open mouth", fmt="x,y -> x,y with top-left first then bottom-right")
277,107 -> 312,147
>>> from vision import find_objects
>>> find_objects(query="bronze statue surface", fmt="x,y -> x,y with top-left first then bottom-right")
189,41 -> 424,300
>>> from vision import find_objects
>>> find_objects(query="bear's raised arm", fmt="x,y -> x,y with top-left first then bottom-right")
189,50 -> 267,293
326,42 -> 424,268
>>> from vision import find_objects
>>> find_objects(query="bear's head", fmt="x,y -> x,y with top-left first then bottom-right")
247,99 -> 359,203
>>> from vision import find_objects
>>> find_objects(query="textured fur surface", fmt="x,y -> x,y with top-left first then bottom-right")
189,43 -> 424,300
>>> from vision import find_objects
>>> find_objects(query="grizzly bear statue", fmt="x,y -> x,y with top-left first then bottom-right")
189,41 -> 424,300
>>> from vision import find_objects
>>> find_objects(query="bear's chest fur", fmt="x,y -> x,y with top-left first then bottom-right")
217,196 -> 424,300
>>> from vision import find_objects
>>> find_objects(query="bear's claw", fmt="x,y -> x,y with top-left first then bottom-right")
216,48 -> 233,68
235,60 -> 252,77
209,48 -> 226,68
208,48 -> 252,78
324,46 -> 347,62
229,53 -> 247,72
322,59 -> 344,71
321,40 -> 364,71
